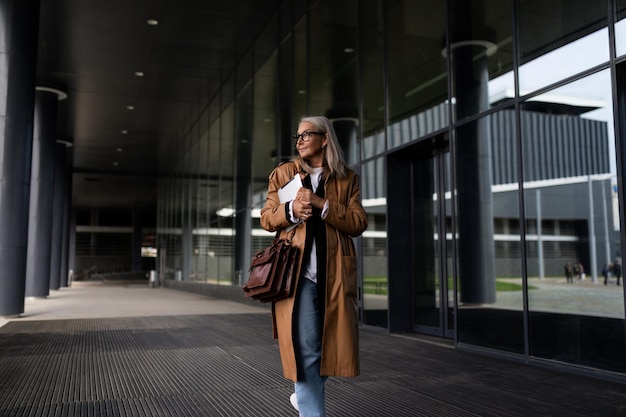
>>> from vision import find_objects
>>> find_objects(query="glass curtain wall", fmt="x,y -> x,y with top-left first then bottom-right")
217,100 -> 236,285
618,0 -> 626,57
518,1 -> 625,372
206,104 -> 222,283
359,0 -> 387,325
155,0 -> 626,376
448,0 -> 522,352
386,0 -> 448,148
251,51 -> 280,255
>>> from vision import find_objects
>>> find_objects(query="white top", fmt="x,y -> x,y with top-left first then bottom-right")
288,168 -> 328,283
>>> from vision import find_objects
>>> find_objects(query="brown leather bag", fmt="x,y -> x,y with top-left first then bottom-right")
242,235 -> 298,303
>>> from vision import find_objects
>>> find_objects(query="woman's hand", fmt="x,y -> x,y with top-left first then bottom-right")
293,188 -> 324,220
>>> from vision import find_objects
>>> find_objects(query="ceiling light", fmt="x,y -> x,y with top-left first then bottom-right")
344,47 -> 355,53
134,71 -> 144,77
297,90 -> 306,95
121,130 -> 128,134
113,161 -> 119,166
126,105 -> 134,110
147,19 -> 159,26
116,148 -> 123,152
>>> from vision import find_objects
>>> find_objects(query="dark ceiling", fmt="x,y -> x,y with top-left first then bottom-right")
36,0 -> 281,215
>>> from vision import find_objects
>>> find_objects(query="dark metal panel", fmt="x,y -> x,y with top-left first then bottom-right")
386,151 -> 414,333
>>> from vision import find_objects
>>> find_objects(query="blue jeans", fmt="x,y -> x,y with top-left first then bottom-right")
294,278 -> 326,417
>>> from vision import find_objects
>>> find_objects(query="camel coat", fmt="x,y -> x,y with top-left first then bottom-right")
259,160 -> 368,381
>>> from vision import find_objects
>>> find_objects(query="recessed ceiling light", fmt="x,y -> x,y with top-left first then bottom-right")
113,161 -> 119,166
298,89 -> 306,95
126,105 -> 135,110
147,19 -> 159,26
134,71 -> 144,77
121,130 -> 128,134
116,148 -> 123,152
344,47 -> 355,53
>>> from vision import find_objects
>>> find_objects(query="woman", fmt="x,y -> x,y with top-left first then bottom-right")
260,116 -> 368,417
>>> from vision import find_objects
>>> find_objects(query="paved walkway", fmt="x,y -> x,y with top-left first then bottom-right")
1,281 -> 625,416
1,280 -> 267,326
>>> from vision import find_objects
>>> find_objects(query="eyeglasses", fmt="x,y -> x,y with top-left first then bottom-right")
293,130 -> 324,143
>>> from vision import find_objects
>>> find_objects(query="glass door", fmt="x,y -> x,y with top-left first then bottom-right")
411,134 -> 454,338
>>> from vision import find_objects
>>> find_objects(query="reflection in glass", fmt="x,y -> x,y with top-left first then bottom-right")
448,0 -> 514,120
292,18 -> 307,125
361,158 -> 388,327
202,119 -> 221,284
518,1 -> 608,94
217,104 -> 235,286
456,111 -> 524,354
252,52 -> 279,266
308,0 -> 359,164
360,0 -> 385,159
413,142 -> 442,330
386,0 -> 447,147
410,135 -> 454,337
617,0 -> 626,57
522,70 -> 625,372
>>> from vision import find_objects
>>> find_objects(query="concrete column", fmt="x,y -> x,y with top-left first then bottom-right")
25,88 -> 66,297
234,88 -> 252,285
132,210 -> 143,272
67,211 -> 76,286
59,156 -> 73,287
449,0 -> 496,304
0,0 -> 41,316
49,139 -> 70,290
181,219 -> 192,282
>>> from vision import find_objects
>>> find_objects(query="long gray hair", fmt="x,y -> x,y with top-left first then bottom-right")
296,116 -> 347,178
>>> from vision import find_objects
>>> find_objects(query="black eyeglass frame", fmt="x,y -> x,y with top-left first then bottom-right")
293,130 -> 325,143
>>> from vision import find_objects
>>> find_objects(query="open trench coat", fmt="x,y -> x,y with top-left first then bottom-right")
259,159 -> 368,381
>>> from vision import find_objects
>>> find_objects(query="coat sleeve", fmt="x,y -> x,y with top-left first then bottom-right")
324,172 -> 368,237
260,165 -> 295,232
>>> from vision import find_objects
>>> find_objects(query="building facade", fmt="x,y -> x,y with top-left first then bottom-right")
157,0 -> 626,379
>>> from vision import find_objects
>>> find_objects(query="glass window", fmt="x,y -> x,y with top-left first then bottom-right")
204,118 -> 222,284
360,0 -> 385,159
448,0 -> 515,120
292,17 -> 307,122
307,0 -> 359,164
189,139 -> 201,282
522,70 -> 626,372
252,51 -> 279,262
233,83 -> 254,286
617,0 -> 626,57
216,103 -> 236,286
195,119 -> 210,282
361,157 -> 388,328
386,0 -> 448,147
518,0 -> 609,94
455,111 -> 524,354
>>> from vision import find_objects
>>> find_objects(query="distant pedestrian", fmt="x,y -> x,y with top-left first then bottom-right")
573,262 -> 582,282
564,262 -> 574,284
577,262 -> 585,281
613,260 -> 622,286
602,264 -> 611,286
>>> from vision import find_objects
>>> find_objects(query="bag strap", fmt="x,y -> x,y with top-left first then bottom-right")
274,227 -> 297,244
